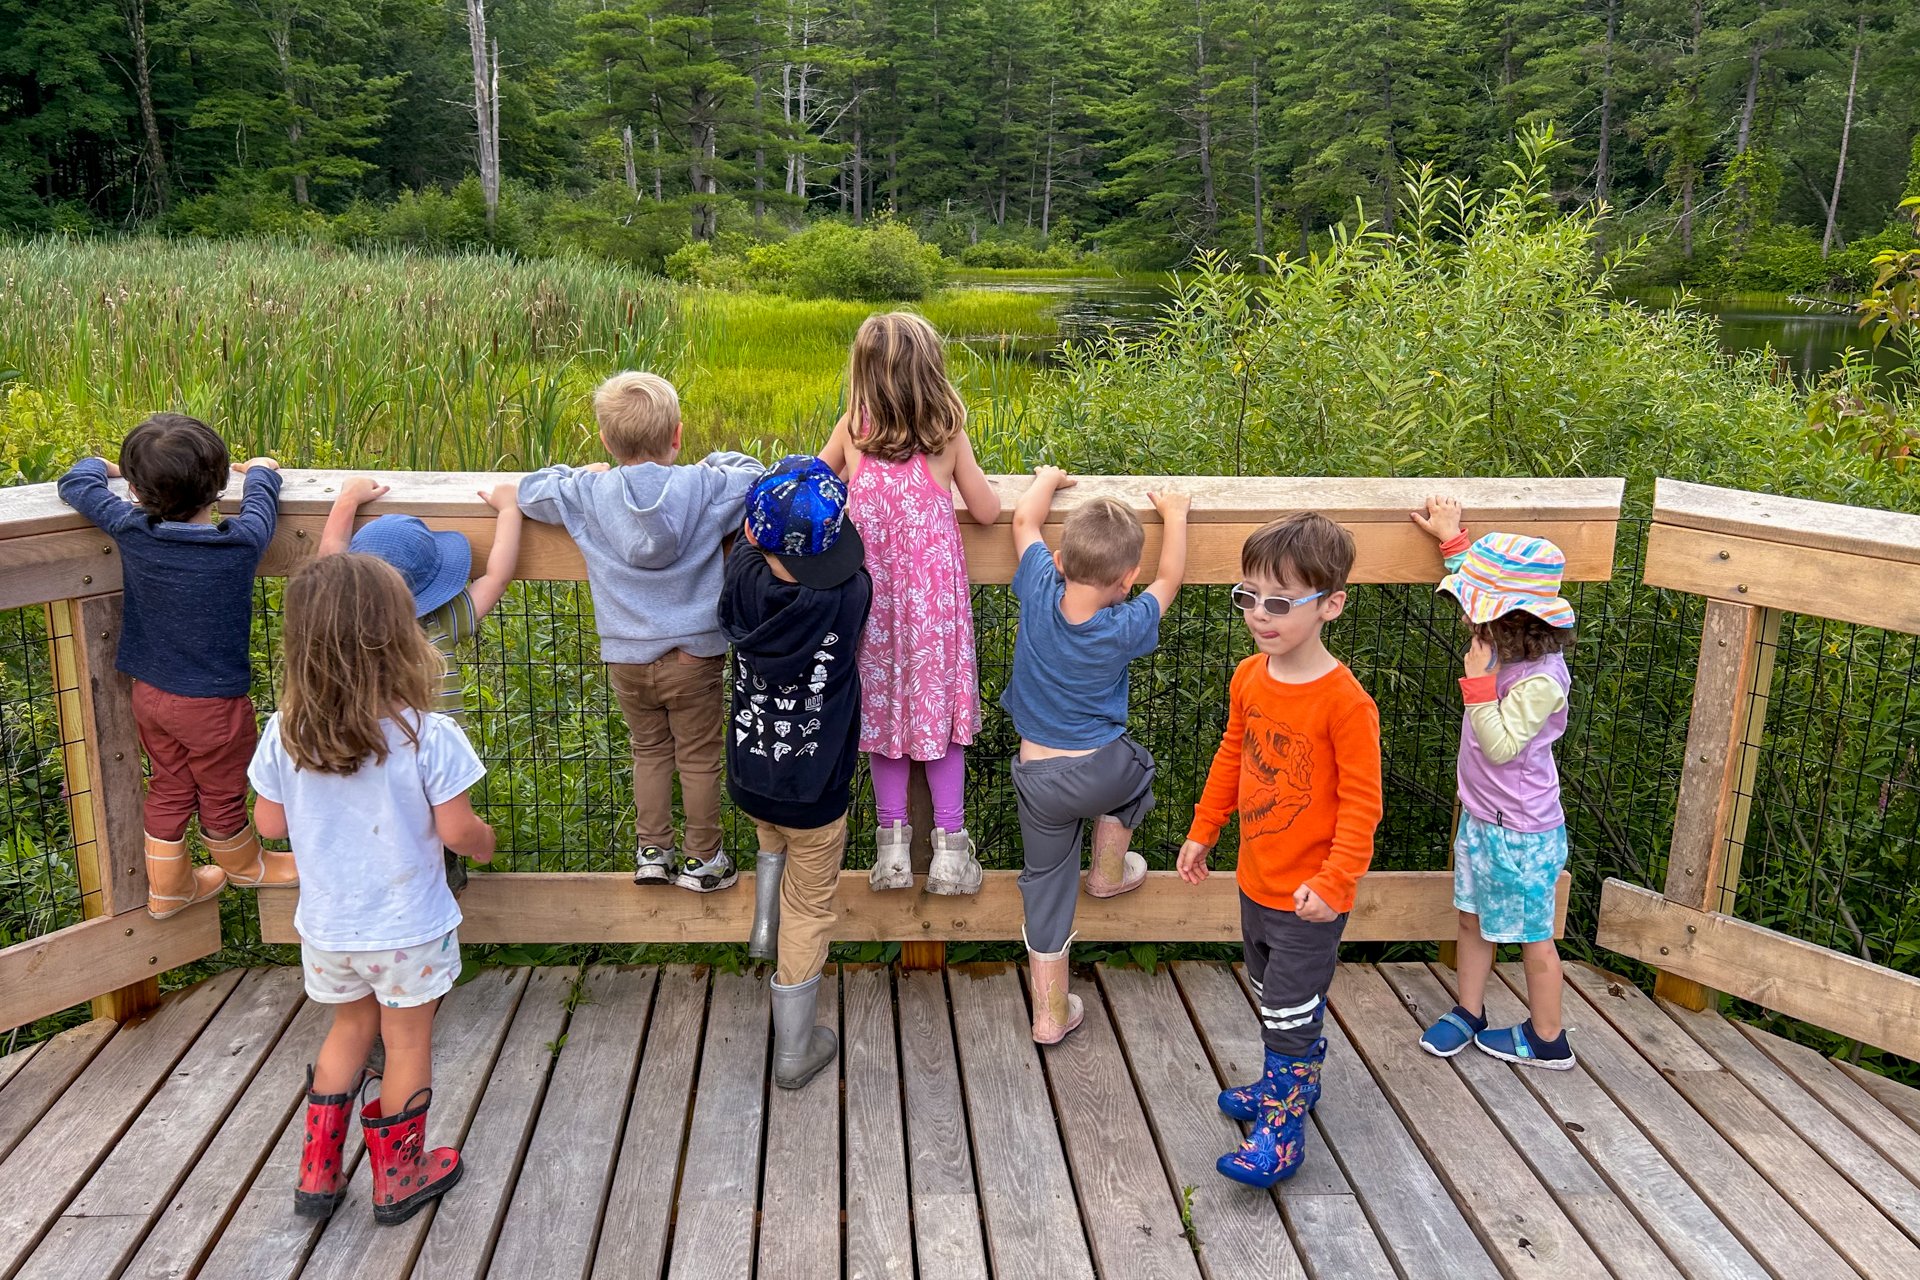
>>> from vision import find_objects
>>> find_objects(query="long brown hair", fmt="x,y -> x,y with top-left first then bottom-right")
279,553 -> 443,775
847,311 -> 967,462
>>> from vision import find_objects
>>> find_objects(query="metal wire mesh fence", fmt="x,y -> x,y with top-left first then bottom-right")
0,606 -> 85,949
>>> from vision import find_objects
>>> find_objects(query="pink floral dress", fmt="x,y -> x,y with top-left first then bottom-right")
846,448 -> 982,759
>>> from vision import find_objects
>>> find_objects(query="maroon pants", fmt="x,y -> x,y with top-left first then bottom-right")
131,681 -> 258,842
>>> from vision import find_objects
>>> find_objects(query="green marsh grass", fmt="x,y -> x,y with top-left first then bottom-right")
0,237 -> 1060,468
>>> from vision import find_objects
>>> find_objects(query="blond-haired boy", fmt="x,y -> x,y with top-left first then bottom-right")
1002,467 -> 1190,1043
518,373 -> 766,904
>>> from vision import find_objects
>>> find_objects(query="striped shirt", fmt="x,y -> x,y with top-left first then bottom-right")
420,590 -> 478,721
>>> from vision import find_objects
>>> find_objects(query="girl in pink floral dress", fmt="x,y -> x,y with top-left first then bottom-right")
819,312 -> 1002,895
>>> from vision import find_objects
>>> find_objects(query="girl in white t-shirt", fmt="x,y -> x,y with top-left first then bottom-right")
249,553 -> 496,1226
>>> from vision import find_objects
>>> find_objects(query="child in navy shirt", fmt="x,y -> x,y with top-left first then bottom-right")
58,414 -> 296,918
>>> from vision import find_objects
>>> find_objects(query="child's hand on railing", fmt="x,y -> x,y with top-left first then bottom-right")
1033,464 -> 1075,490
232,457 -> 281,473
1177,839 -> 1211,884
1148,490 -> 1191,522
478,481 -> 519,511
1409,494 -> 1462,543
578,462 -> 612,474
340,476 -> 390,505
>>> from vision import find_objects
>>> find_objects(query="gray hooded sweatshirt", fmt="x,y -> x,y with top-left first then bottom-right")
517,451 -> 765,664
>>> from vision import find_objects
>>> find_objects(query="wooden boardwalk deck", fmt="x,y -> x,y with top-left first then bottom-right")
3,959 -> 1918,1280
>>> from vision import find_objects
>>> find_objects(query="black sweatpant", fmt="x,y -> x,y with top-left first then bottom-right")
1242,890 -> 1347,1057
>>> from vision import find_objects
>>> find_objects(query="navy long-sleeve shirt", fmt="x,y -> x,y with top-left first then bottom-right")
57,458 -> 281,698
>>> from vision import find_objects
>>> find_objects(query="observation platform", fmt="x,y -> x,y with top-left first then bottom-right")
5,958 -> 1920,1280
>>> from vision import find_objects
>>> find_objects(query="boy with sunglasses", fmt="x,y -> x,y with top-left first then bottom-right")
1002,466 -> 1190,1045
1177,512 -> 1383,1189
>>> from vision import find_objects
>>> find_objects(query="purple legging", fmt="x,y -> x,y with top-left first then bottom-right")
870,747 -> 966,832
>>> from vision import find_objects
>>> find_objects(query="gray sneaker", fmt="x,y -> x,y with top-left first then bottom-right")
674,849 -> 738,893
634,844 -> 677,886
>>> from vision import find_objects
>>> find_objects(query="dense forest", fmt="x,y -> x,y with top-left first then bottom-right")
3,0 -> 1918,279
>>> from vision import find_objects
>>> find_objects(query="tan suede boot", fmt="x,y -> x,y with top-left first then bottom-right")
1024,928 -> 1084,1044
147,832 -> 226,919
1084,816 -> 1146,898
205,823 -> 298,888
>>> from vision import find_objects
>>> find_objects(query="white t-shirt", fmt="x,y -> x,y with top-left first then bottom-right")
249,710 -> 485,952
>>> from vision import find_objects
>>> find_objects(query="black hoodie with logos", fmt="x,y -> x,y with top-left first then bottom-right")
719,539 -> 873,829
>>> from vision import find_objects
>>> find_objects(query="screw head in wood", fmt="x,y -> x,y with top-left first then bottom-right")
1736,584 -> 1748,593
1686,924 -> 1697,934
1718,550 -> 1730,560
148,955 -> 158,965
124,927 -> 133,936
296,529 -> 307,538
1659,946 -> 1670,955
101,544 -> 112,554
82,574 -> 92,584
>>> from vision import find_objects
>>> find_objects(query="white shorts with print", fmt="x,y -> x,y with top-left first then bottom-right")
301,929 -> 461,1008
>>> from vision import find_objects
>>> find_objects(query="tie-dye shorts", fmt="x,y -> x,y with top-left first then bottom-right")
1453,813 -> 1567,944
300,929 -> 461,1008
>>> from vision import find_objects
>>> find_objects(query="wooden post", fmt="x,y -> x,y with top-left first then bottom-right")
47,595 -> 160,1020
1653,601 -> 1779,1010
899,760 -> 945,969
1436,804 -> 1463,970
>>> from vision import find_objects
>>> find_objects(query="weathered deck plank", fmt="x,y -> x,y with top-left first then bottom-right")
1427,962 -> 1769,1280
1044,974 -> 1202,1280
1228,964 -> 1500,1280
588,966 -> 708,1280
1380,964 -> 1688,1280
1331,965 -> 1613,1280
1101,963 -> 1314,1280
948,963 -> 1094,1280
301,967 -> 529,1280
0,1041 -> 42,1094
1664,998 -> 1920,1246
1531,963 -> 1854,1277
120,998 -> 331,1280
841,966 -> 914,1280
487,967 -> 654,1280
18,968 -> 304,1280
898,969 -> 988,1280
1745,1027 -> 1920,1188
1566,964 -> 1920,1279
666,967 -> 770,1279
0,969 -> 241,1275
0,1018 -> 116,1164
758,968 -> 842,1280
414,967 -> 574,1280
1838,1061 -> 1920,1138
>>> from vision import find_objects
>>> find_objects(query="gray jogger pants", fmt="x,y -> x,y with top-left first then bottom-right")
1243,890 -> 1348,1056
1011,734 -> 1157,954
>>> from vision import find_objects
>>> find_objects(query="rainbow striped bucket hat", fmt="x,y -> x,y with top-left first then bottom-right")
1437,532 -> 1576,629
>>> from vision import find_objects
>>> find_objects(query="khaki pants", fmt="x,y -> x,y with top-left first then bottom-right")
754,816 -> 849,986
608,652 -> 725,858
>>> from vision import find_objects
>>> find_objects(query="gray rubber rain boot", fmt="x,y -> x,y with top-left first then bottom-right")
748,852 -> 785,962
771,973 -> 838,1090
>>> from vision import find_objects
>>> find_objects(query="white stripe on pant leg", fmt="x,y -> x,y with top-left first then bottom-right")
1259,996 -> 1321,1019
1266,1014 -> 1319,1030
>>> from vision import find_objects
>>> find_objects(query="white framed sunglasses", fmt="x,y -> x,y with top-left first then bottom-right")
1231,584 -> 1325,616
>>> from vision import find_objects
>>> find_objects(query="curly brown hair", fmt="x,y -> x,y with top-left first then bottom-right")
1473,609 -> 1577,664
279,554 -> 444,776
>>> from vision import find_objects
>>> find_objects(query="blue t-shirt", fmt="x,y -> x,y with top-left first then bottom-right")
999,541 -> 1163,750
57,458 -> 281,698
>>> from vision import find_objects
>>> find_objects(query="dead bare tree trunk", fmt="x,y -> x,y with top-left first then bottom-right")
121,0 -> 169,212
465,0 -> 501,232
267,10 -> 306,204
1596,0 -> 1616,203
1823,15 -> 1865,259
1250,53 -> 1265,262
1192,0 -> 1217,235
623,125 -> 639,198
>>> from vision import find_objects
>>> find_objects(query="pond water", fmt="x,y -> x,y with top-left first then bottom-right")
966,274 -> 1908,384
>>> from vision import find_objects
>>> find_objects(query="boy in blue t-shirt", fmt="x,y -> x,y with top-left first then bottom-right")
1002,466 -> 1190,1043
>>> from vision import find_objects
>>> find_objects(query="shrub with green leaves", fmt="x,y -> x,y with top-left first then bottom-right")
750,218 -> 947,301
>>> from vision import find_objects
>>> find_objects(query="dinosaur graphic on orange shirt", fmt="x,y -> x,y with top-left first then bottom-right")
1240,704 -> 1314,842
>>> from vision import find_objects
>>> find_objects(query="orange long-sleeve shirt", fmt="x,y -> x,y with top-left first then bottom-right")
1186,655 -> 1383,913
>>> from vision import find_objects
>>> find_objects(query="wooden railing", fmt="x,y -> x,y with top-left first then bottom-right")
1597,478 -> 1920,1064
0,471 -> 1620,1031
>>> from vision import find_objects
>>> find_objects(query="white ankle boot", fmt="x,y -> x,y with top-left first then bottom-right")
870,821 -> 913,890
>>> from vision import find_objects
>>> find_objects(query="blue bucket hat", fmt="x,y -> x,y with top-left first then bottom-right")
745,455 -> 865,589
349,514 -> 472,617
